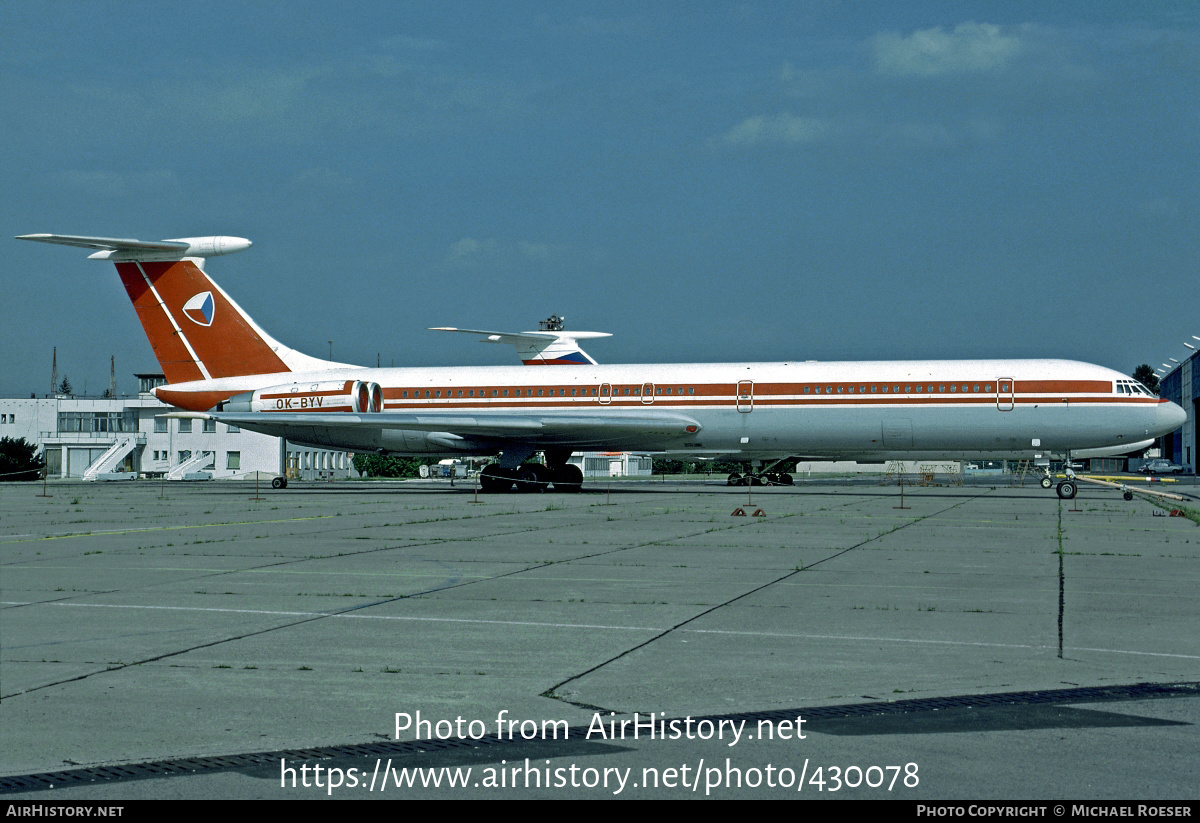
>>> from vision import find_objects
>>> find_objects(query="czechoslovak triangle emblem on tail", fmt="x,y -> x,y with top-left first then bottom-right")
182,291 -> 215,326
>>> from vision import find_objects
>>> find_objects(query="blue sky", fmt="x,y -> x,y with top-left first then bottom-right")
3,1 -> 1197,396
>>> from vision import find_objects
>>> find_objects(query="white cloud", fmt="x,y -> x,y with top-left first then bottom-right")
446,237 -> 570,269
446,237 -> 492,267
873,23 -> 1022,77
718,113 -> 830,147
1137,197 -> 1181,221
54,169 -> 180,197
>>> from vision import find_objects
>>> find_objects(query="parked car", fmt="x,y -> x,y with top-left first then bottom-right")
1139,459 -> 1184,475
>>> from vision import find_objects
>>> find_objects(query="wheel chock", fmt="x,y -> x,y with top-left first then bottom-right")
731,508 -> 746,516
752,508 -> 766,517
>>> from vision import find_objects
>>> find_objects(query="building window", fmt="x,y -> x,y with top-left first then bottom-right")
154,417 -> 168,433
226,424 -> 239,433
226,451 -> 241,470
203,418 -> 216,433
178,419 -> 192,433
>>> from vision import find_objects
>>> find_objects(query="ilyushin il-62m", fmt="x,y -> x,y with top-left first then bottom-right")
19,233 -> 1185,498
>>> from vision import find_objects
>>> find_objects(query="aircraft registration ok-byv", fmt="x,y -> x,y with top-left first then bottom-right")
18,233 -> 1187,499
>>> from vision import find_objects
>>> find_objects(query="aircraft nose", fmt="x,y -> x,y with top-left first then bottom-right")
1155,400 -> 1187,435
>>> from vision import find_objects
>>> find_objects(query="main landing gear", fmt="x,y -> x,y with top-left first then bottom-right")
726,457 -> 795,487
726,471 -> 793,486
478,449 -> 583,493
271,476 -> 288,489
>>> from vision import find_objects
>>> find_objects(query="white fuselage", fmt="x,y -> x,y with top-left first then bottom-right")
158,358 -> 1183,462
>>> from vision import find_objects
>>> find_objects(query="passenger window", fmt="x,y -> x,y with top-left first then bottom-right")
688,388 -> 695,395
951,385 -> 957,393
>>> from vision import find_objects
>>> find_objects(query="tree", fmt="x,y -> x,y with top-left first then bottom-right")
1132,364 -> 1160,395
351,453 -> 425,478
0,437 -> 44,481
58,375 -> 72,395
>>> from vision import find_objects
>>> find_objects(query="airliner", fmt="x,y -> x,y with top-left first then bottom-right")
18,233 -> 1186,498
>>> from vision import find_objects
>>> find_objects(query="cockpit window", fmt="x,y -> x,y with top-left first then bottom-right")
1116,379 -> 1152,396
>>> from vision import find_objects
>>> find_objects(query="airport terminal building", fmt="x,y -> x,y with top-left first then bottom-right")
0,375 -> 354,481
1159,349 -> 1198,474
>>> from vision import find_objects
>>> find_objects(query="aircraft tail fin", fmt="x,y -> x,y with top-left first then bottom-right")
430,326 -> 611,365
17,234 -> 344,383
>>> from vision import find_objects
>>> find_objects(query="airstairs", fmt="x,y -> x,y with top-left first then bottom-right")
82,437 -> 138,481
168,451 -> 214,480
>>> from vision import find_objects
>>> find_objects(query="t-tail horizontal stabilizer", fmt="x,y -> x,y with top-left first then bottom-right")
430,326 -> 611,365
16,234 -> 252,263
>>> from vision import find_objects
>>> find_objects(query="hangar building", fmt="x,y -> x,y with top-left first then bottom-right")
1159,349 -> 1198,474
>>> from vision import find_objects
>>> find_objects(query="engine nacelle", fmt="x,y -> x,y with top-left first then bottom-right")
221,380 -> 383,413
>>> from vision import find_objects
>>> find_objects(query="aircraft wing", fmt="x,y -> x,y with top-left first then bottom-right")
210,410 -> 701,451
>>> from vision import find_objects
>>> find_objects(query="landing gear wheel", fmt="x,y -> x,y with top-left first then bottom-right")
1123,491 -> 1134,501
727,473 -> 742,486
479,464 -> 514,493
749,474 -> 765,486
271,477 -> 287,489
550,464 -> 583,492
1056,480 -> 1077,500
516,464 -> 549,492
778,473 -> 794,486
1040,476 -> 1053,489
